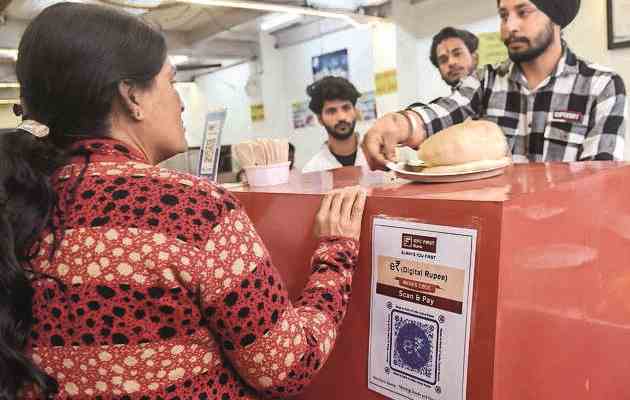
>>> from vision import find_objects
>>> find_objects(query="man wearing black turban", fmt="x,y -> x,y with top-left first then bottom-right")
500,0 -> 580,67
522,0 -> 580,28
362,0 -> 627,165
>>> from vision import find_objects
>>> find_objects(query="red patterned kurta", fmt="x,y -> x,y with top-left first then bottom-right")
24,138 -> 359,399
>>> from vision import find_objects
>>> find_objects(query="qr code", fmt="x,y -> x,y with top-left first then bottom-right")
389,310 -> 439,384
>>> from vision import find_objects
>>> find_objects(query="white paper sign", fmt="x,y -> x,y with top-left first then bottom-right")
198,109 -> 226,180
368,217 -> 477,400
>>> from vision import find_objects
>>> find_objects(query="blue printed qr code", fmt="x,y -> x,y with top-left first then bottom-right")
389,310 -> 439,385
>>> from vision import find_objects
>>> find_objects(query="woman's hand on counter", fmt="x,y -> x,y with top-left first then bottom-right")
314,186 -> 367,241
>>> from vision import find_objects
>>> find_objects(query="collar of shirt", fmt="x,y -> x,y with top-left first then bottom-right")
323,132 -> 362,147
68,138 -> 149,164
507,41 -> 578,90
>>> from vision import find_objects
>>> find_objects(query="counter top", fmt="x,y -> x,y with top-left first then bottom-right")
229,161 -> 630,202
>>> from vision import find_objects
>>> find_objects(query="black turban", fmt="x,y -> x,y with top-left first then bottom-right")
528,0 -> 581,28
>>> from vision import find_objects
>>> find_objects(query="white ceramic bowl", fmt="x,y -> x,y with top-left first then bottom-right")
244,162 -> 291,187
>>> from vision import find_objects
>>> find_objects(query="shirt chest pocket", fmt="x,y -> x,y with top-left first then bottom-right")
543,114 -> 590,147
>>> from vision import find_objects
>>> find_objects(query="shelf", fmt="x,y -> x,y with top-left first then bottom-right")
0,99 -> 19,105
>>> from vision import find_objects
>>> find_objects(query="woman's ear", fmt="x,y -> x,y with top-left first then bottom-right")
117,80 -> 144,121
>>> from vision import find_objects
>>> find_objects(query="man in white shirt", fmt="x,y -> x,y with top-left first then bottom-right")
302,76 -> 368,173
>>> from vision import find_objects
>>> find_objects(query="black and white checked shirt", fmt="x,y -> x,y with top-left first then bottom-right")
410,44 -> 627,162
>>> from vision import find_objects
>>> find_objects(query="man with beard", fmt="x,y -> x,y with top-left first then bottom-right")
362,0 -> 626,166
430,27 -> 480,88
302,76 -> 368,173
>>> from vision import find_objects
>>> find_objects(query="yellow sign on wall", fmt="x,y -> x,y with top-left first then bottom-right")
375,69 -> 398,96
477,32 -> 508,66
250,103 -> 265,123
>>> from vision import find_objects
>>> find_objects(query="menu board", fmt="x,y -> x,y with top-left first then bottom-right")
197,109 -> 226,180
368,217 -> 477,400
608,0 -> 630,48
375,69 -> 398,96
357,91 -> 378,121
291,100 -> 317,130
250,103 -> 265,123
312,48 -> 349,81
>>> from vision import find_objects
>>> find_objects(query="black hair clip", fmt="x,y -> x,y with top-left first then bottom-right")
12,103 -> 23,117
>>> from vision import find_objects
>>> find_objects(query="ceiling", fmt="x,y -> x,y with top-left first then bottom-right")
0,0 -> 389,83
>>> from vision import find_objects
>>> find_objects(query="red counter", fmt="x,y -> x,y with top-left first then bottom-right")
230,162 -> 630,400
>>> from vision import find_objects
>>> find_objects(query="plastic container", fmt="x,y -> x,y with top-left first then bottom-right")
243,162 -> 291,187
